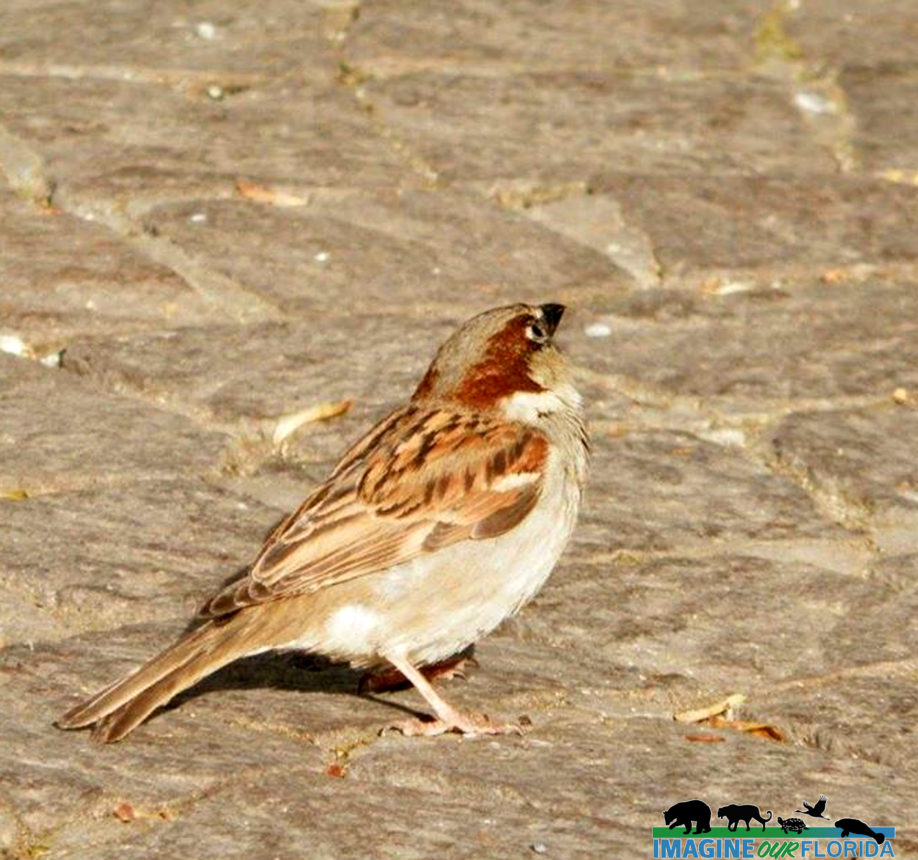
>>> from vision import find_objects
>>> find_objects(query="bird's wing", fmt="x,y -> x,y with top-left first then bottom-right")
198,405 -> 549,617
812,798 -> 827,815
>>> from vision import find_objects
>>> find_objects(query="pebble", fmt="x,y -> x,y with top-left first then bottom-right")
584,322 -> 612,338
0,334 -> 27,357
195,21 -> 217,40
794,91 -> 836,115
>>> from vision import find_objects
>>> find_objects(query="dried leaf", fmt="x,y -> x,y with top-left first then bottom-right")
1,488 -> 29,501
113,802 -> 136,823
235,178 -> 309,207
673,693 -> 746,724
325,763 -> 346,778
685,733 -> 726,743
273,400 -> 351,445
878,168 -> 918,186
706,715 -> 786,742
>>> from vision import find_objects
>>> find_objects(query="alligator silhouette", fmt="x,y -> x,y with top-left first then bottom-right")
717,804 -> 772,832
663,799 -> 712,835
835,818 -> 885,845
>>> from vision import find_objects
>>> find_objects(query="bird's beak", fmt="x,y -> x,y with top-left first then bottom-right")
540,303 -> 566,336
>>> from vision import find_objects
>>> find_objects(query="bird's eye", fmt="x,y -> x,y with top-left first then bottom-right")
526,322 -> 549,344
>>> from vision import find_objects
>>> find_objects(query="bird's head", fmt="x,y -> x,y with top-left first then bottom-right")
413,303 -> 579,421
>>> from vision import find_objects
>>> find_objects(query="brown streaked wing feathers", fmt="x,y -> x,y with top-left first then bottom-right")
197,406 -> 548,618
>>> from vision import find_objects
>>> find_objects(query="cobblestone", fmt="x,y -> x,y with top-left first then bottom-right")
1,1 -> 916,857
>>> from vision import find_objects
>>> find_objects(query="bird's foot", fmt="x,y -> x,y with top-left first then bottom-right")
382,709 -> 525,738
359,655 -> 478,695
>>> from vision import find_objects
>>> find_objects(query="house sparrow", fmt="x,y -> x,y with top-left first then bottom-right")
57,303 -> 589,742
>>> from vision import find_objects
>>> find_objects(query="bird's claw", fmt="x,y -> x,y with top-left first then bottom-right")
381,711 -> 525,738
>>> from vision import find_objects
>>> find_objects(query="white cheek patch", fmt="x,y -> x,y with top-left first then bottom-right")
502,388 -> 577,422
490,471 -> 541,492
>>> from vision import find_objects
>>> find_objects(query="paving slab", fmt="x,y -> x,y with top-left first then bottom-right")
0,479 -> 280,644
575,428 -> 842,555
565,282 -> 918,412
0,74 -> 408,207
786,0 -> 918,68
0,353 -> 228,496
139,191 -> 633,314
0,633 -> 326,841
582,175 -> 918,288
361,72 -> 837,183
0,0 -> 332,81
838,65 -> 918,176
346,0 -> 766,75
772,404 -> 918,545
0,187 -> 212,351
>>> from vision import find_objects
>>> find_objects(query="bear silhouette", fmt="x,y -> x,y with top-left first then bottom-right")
663,799 -> 712,835
718,804 -> 772,832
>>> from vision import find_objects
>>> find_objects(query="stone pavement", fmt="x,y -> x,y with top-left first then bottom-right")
1,1 -> 917,857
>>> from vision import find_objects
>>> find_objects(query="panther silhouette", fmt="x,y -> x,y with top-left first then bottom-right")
663,799 -> 712,835
718,804 -> 772,832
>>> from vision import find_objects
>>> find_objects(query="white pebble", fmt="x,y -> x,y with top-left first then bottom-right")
700,428 -> 746,448
190,212 -> 207,223
196,21 -> 217,40
206,85 -> 224,100
531,843 -> 548,855
717,280 -> 753,295
794,91 -> 836,115
0,334 -> 27,357
315,251 -> 330,263
584,322 -> 612,338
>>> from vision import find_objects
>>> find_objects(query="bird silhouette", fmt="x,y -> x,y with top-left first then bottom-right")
795,796 -> 830,820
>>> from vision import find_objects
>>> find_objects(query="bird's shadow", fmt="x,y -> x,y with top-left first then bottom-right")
164,651 -> 428,721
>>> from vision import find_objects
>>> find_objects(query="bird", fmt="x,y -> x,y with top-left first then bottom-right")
795,796 -> 830,820
56,302 -> 590,742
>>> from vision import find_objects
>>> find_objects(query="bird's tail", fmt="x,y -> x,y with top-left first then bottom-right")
56,616 -> 255,743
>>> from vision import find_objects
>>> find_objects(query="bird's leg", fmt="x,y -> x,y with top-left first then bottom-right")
358,652 -> 478,694
380,653 -> 523,737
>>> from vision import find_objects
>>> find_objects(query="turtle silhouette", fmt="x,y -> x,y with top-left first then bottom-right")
835,818 -> 885,844
777,817 -> 808,835
795,795 -> 830,820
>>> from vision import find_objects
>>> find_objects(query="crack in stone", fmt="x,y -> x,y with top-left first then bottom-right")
0,60 -> 264,94
326,2 -> 440,189
754,0 -> 862,174
0,122 -> 281,325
